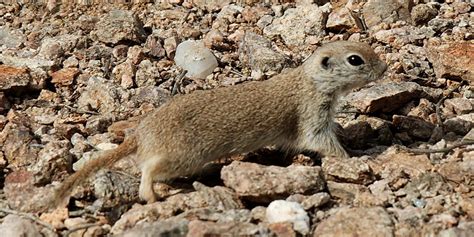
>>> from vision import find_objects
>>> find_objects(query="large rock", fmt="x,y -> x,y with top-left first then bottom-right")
392,115 -> 435,141
0,215 -> 42,237
93,10 -> 146,44
239,32 -> 289,79
221,161 -> 325,202
427,42 -> 474,82
263,4 -> 329,47
314,207 -> 394,237
111,182 -> 243,234
444,113 -> 474,135
363,0 -> 411,28
344,82 -> 422,113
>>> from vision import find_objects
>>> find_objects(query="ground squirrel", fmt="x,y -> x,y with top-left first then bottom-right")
51,40 -> 387,207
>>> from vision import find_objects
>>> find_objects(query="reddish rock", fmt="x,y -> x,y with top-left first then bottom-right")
322,157 -> 375,185
427,42 -> 474,82
50,68 -> 79,86
0,65 -> 31,90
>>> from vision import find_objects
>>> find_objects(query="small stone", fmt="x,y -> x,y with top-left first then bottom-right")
174,40 -> 218,79
163,36 -> 179,59
203,29 -> 225,48
411,4 -> 438,25
144,35 -> 166,58
263,4 -> 329,47
119,218 -> 189,237
322,157 -> 375,185
301,192 -> 331,210
93,10 -> 146,44
444,98 -> 474,115
0,26 -> 25,48
427,42 -> 474,82
221,161 -> 325,202
239,32 -> 289,79
127,45 -> 144,65
135,60 -> 162,87
77,77 -> 127,114
50,68 -> 79,86
368,147 -> 432,179
314,207 -> 394,237
326,6 -> 354,30
363,0 -> 411,29
266,200 -> 310,235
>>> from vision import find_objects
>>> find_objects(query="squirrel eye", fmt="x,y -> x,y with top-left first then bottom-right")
347,55 -> 365,66
321,57 -> 330,69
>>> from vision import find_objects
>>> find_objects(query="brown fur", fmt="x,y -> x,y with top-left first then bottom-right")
51,41 -> 387,206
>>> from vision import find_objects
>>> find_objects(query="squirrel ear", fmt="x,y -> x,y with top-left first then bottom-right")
321,56 -> 330,69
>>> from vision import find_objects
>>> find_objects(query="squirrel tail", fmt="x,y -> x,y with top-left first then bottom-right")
50,135 -> 138,209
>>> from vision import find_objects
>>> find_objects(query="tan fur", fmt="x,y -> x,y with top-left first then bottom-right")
52,41 -> 387,206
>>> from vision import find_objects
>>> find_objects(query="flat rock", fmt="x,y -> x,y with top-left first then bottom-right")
314,207 -> 394,237
0,54 -> 55,71
444,98 -> 474,115
322,157 -> 375,185
239,32 -> 289,78
221,161 -> 325,202
363,0 -> 411,29
263,4 -> 329,47
326,181 -> 384,206
93,10 -> 146,45
427,42 -> 474,82
118,218 -> 189,237
187,220 -> 267,237
111,182 -> 243,234
368,147 -> 433,179
344,82 -> 422,113
0,65 -> 31,90
437,160 -> 474,185
50,68 -> 79,86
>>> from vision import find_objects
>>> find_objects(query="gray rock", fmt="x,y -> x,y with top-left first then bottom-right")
363,0 -> 411,29
0,26 -> 25,48
344,82 -> 422,113
93,170 -> 140,209
314,207 -> 394,237
93,10 -> 146,44
118,218 -> 189,237
77,77 -> 127,114
301,192 -> 331,210
411,4 -> 438,25
263,3 -> 329,47
0,215 -> 41,237
29,140 -> 72,185
0,54 -> 55,71
112,182 -> 243,234
322,156 -> 375,185
221,161 -> 325,202
135,60 -> 162,87
187,220 -> 268,237
239,32 -> 289,79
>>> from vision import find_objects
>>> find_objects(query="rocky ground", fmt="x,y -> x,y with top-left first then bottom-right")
0,0 -> 473,236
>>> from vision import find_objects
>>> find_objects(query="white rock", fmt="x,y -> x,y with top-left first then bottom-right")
266,200 -> 310,235
174,40 -> 218,79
